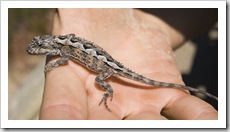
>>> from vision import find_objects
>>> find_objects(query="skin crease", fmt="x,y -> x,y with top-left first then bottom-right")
39,9 -> 217,120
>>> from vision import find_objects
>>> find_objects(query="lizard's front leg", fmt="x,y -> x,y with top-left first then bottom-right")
45,46 -> 71,73
95,68 -> 114,112
45,57 -> 69,72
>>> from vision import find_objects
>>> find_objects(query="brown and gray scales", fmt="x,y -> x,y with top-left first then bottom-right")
27,33 -> 218,111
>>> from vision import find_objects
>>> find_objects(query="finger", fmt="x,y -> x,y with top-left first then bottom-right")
124,112 -> 166,120
39,66 -> 88,119
88,108 -> 120,120
161,95 -> 218,120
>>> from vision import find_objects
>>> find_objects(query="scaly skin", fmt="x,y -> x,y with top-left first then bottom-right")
27,33 -> 218,112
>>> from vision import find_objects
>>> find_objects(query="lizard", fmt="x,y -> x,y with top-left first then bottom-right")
27,33 -> 218,112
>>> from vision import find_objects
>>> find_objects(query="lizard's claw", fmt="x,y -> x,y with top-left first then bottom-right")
99,92 -> 112,112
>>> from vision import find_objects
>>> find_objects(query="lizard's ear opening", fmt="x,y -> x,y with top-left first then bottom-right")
52,40 -> 57,43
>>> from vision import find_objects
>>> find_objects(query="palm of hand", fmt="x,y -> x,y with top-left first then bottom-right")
40,9 -> 217,120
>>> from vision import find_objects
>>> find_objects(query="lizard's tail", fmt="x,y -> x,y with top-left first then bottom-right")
117,69 -> 218,101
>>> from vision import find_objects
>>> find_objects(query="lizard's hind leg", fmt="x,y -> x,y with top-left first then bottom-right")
95,69 -> 114,112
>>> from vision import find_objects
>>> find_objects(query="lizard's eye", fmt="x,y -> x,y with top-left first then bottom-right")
37,41 -> 42,46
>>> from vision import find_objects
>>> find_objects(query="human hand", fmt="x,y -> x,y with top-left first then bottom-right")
39,9 -> 217,120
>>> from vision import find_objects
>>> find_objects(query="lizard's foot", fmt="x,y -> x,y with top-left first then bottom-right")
99,91 -> 113,112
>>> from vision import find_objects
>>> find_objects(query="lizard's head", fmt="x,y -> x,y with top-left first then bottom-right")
27,35 -> 60,54
32,35 -> 57,48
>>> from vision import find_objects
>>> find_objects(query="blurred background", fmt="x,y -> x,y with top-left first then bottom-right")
8,8 -> 218,120
8,8 -> 55,120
